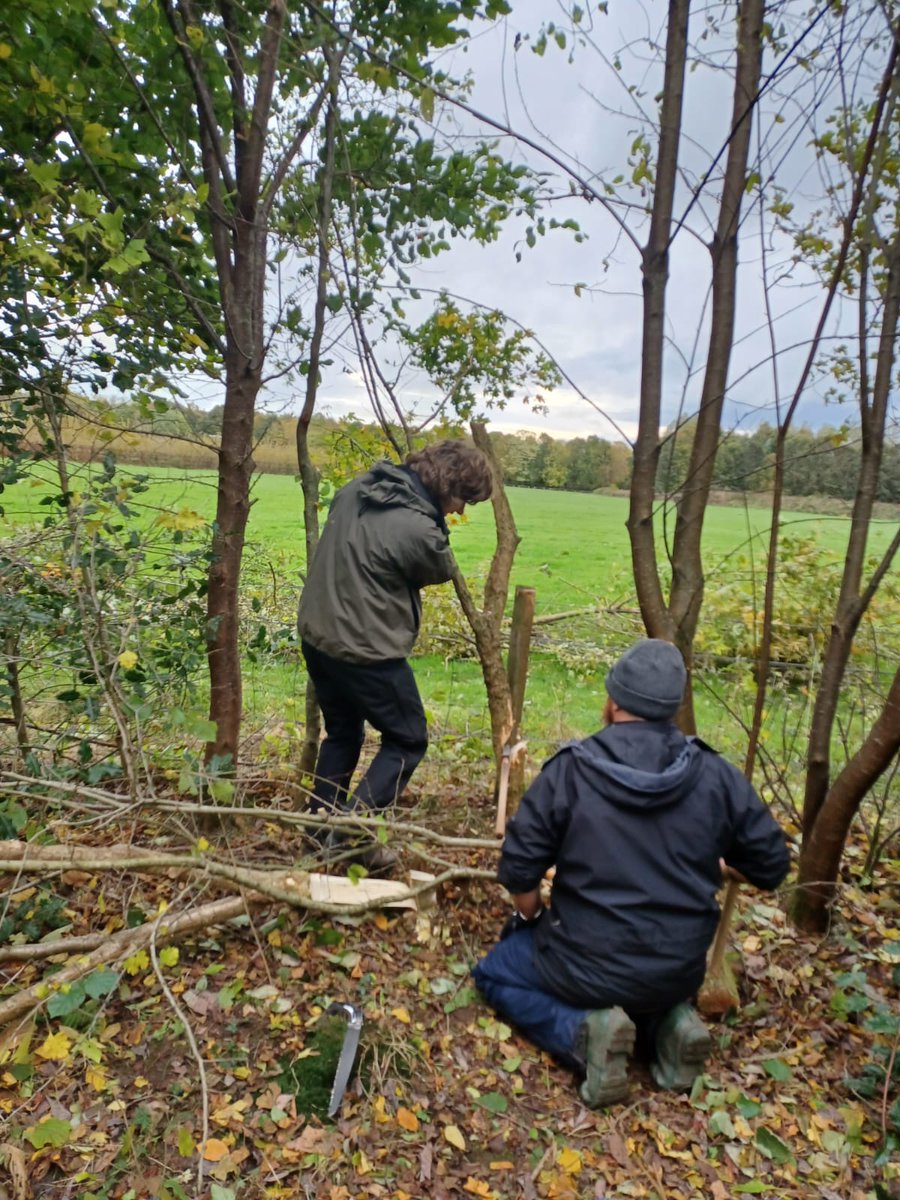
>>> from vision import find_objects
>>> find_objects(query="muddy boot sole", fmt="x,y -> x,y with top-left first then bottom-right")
578,1006 -> 636,1108
651,1003 -> 712,1091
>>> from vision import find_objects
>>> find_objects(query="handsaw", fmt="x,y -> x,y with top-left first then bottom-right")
326,1001 -> 364,1117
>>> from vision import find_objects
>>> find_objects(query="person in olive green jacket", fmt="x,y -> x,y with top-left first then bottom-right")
298,441 -> 492,847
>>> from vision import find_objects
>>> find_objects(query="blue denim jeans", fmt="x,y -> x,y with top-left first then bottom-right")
472,928 -> 590,1070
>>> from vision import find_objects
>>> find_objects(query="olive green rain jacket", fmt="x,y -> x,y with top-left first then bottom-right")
297,461 -> 455,663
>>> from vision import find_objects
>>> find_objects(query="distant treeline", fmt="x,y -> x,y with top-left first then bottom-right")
30,398 -> 900,505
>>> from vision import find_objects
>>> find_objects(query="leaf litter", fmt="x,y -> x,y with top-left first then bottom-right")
0,794 -> 897,1200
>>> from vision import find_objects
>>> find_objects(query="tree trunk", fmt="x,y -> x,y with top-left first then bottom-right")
801,222 -> 900,839
296,420 -> 322,782
452,422 -> 521,768
295,60 -> 341,783
793,665 -> 900,933
628,0 -> 690,644
666,0 -> 764,723
505,585 -> 536,811
5,634 -> 29,761
206,339 -> 260,765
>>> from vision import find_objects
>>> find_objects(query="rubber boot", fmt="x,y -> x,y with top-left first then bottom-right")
651,1002 -> 712,1090
577,1006 -> 636,1107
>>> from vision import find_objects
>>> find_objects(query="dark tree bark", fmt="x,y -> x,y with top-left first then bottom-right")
801,219 -> 900,844
295,50 -> 343,782
160,0 -> 330,765
452,421 -> 521,772
628,0 -> 690,650
666,0 -> 765,732
629,0 -> 764,736
794,666 -> 900,933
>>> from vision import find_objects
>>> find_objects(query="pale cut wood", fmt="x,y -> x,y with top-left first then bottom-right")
308,873 -> 418,911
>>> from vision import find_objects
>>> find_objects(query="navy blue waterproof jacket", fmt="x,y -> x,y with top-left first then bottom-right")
498,722 -> 790,1012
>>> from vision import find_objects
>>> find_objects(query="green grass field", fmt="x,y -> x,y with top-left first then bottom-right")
4,463 -> 897,774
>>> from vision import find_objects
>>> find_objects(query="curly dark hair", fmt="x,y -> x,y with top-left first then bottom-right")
405,440 -> 493,509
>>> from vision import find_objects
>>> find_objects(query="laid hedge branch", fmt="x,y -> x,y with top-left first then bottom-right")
0,839 -> 498,1028
0,840 -> 495,917
0,772 -> 501,850
0,893 -> 252,1029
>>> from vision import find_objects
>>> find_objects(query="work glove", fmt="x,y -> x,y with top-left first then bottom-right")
500,908 -> 542,940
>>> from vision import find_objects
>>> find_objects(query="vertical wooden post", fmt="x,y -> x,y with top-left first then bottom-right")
495,586 -> 535,832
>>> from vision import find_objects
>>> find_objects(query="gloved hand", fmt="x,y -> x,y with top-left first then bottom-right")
500,908 -> 542,940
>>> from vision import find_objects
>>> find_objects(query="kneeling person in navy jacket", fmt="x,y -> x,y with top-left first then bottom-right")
473,638 -> 790,1106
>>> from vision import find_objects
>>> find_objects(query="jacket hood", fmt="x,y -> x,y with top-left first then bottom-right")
567,723 -> 705,812
359,462 -> 446,530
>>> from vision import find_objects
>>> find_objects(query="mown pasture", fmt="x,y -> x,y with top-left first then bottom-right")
4,463 -> 898,783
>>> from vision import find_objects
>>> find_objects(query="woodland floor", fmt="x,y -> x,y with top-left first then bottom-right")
0,783 -> 898,1200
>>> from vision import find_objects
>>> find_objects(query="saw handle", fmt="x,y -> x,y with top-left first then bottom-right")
707,878 -> 740,975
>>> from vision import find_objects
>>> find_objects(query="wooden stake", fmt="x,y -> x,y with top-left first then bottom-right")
496,586 -> 536,832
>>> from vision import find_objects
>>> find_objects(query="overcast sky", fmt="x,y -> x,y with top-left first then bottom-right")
259,0 -> 892,445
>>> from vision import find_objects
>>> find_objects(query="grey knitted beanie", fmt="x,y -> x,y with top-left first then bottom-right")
605,638 -> 686,720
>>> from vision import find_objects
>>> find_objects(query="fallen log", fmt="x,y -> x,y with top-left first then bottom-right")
0,893 -> 252,1028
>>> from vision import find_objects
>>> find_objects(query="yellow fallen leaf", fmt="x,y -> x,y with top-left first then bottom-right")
373,1095 -> 392,1124
397,1106 -> 419,1132
444,1124 -> 466,1151
36,1031 -> 72,1061
557,1147 -> 582,1175
490,1161 -> 515,1170
85,1065 -> 107,1091
464,1179 -> 493,1197
374,912 -> 389,931
202,1137 -> 230,1162
392,1007 -> 411,1025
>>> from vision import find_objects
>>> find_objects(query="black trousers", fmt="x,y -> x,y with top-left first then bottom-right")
301,640 -> 428,814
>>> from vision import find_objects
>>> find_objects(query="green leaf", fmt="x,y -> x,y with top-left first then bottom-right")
443,986 -> 477,1014
83,967 -> 121,999
762,1058 -> 792,1081
47,981 -> 87,1017
208,778 -> 234,803
708,1110 -> 735,1138
736,1095 -> 762,1118
25,1117 -> 72,1149
501,1055 -> 522,1072
210,1187 -> 235,1200
733,1183 -> 767,1195
755,1126 -> 794,1163
475,1092 -> 508,1115
104,238 -> 150,275
177,1126 -> 194,1156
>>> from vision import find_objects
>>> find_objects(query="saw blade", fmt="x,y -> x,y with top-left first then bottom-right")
327,1002 -> 364,1118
